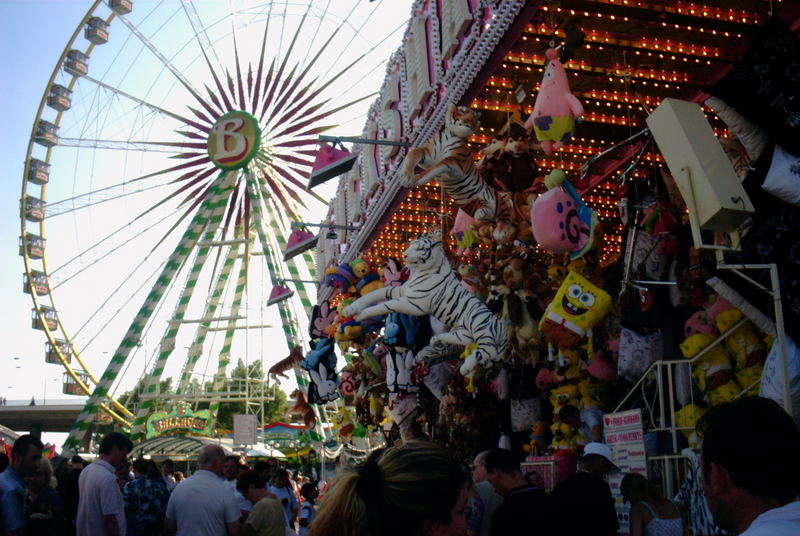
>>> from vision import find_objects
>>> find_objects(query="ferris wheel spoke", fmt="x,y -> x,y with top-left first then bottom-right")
45,180 -> 171,219
180,0 -> 228,80
81,74 -> 199,127
56,137 -> 205,152
49,204 -> 185,291
113,10 -> 223,121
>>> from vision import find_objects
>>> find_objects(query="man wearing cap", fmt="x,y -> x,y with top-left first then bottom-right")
551,442 -> 620,536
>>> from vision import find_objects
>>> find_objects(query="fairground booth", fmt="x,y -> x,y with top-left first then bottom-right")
279,1 -> 800,534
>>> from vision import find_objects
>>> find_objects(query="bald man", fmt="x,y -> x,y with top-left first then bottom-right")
165,445 -> 241,536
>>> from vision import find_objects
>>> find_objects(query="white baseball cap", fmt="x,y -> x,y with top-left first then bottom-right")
582,442 -> 620,473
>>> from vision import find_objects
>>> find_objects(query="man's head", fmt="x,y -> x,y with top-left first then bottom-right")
237,469 -> 268,504
579,442 -> 618,478
198,445 -> 227,476
98,432 -> 133,469
70,454 -> 86,470
271,467 -> 290,488
223,455 -> 239,481
161,458 -> 174,475
12,435 -> 43,477
697,396 -> 800,532
483,448 -> 524,496
471,450 -> 490,483
558,404 -> 582,429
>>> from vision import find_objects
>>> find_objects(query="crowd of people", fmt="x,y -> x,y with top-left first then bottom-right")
0,396 -> 797,535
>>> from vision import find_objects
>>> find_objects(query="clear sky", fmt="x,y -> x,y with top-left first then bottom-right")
0,0 -> 412,447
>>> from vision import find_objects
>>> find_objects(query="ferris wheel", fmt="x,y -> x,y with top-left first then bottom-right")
20,0 -> 410,453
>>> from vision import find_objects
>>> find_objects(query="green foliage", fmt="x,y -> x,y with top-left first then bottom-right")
117,377 -> 174,413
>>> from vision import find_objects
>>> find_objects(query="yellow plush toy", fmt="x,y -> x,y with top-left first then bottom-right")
540,270 -> 612,351
673,403 -> 707,448
578,379 -> 605,410
549,384 -> 579,412
550,421 -> 574,454
681,332 -> 740,405
332,407 -> 356,439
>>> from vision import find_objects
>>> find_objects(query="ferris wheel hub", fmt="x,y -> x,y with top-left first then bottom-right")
207,110 -> 262,171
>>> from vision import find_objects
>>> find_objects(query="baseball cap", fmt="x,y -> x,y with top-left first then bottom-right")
582,442 -> 620,473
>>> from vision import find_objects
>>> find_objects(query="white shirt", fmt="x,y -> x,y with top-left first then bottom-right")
166,469 -> 241,536
77,459 -> 126,536
740,501 -> 800,536
268,485 -> 298,528
298,502 -> 316,536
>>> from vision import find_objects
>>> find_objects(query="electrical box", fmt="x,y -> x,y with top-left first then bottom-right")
646,98 -> 754,232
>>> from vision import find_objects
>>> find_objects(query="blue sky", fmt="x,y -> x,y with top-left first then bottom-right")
0,1 -> 412,446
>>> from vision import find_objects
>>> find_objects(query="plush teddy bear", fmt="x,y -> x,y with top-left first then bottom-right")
523,421 -> 549,456
550,421 -> 575,455
673,403 -> 707,448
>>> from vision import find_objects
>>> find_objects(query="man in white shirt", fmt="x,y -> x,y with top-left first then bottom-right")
77,431 -> 133,536
699,396 -> 800,535
165,445 -> 241,536
470,450 -> 503,536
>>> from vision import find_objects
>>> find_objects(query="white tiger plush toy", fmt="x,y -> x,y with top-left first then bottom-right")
343,236 -> 508,377
400,103 -> 498,221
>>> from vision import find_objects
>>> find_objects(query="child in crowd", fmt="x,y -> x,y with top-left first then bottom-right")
298,482 -> 318,536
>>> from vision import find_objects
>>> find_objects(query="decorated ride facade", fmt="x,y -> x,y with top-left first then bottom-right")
281,1 -> 799,534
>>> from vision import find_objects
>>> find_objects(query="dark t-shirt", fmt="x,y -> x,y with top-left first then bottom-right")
490,485 -> 552,536
551,472 -> 619,536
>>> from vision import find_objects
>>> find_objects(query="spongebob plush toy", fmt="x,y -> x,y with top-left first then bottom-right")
332,407 -> 357,439
549,384 -> 579,412
540,270 -> 612,351
550,421 -> 574,455
681,332 -> 740,406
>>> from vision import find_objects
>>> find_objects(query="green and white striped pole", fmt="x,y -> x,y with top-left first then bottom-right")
175,240 -> 239,394
62,171 -> 229,454
208,228 -> 251,422
130,174 -> 234,439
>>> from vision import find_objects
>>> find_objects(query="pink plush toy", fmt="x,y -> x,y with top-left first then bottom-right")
525,48 -> 584,154
684,310 -> 716,338
530,169 -> 597,258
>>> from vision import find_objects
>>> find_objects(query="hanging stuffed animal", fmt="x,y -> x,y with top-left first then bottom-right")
540,269 -> 612,352
309,300 -> 337,339
386,348 -> 418,393
525,48 -> 584,154
530,169 -> 598,259
344,235 -> 508,378
308,361 -> 340,404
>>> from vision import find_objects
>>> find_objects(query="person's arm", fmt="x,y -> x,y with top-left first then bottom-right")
591,423 -> 603,442
628,503 -> 644,536
102,514 -> 120,536
226,520 -> 242,536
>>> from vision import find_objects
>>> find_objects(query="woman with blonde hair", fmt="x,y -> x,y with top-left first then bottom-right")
620,472 -> 689,536
311,441 -> 470,536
